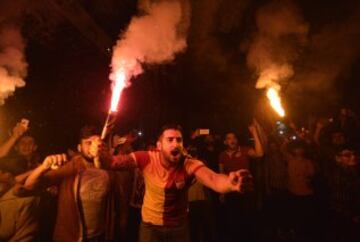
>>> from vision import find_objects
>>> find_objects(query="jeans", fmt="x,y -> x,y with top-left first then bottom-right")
139,221 -> 190,242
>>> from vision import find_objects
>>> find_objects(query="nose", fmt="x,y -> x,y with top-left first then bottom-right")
172,141 -> 182,148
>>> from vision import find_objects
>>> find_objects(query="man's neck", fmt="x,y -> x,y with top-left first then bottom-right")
82,156 -> 96,168
160,154 -> 178,170
19,154 -> 32,161
226,147 -> 239,154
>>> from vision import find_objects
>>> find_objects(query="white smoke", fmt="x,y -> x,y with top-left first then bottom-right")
293,4 -> 360,92
246,0 -> 308,91
0,24 -> 27,105
110,0 -> 190,84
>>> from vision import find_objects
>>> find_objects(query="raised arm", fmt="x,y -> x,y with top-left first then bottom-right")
14,170 -> 33,184
247,121 -> 264,158
0,122 -> 28,158
24,154 -> 67,190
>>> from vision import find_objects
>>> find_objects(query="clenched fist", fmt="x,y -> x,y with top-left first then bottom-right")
228,169 -> 253,193
41,154 -> 67,170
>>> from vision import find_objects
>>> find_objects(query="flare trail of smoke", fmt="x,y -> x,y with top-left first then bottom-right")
110,0 -> 190,84
246,0 -> 308,91
0,24 -> 28,105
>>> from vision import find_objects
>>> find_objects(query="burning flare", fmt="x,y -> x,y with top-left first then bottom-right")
108,0 -> 188,114
101,0 -> 189,140
110,70 -> 127,113
266,87 -> 285,117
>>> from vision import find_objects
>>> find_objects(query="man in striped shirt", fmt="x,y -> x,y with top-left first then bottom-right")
105,124 -> 253,242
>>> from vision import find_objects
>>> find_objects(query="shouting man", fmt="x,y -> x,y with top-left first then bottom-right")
103,124 -> 253,242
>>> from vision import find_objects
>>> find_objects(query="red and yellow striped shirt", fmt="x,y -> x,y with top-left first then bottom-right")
131,151 -> 204,226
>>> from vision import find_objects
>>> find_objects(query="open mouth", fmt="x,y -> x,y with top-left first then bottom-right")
171,149 -> 180,156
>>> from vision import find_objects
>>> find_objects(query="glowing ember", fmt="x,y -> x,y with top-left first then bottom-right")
266,87 -> 285,117
110,71 -> 127,113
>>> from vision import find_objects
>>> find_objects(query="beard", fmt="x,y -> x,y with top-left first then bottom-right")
82,152 -> 95,163
228,142 -> 239,150
163,148 -> 184,164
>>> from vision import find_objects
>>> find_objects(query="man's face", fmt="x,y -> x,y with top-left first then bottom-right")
331,132 -> 345,146
15,136 -> 37,157
157,129 -> 183,164
336,149 -> 358,167
78,135 -> 101,160
224,133 -> 238,150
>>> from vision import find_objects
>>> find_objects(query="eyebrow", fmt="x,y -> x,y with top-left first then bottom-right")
166,136 -> 182,139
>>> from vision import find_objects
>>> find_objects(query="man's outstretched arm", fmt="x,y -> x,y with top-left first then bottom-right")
109,153 -> 138,169
191,162 -> 253,194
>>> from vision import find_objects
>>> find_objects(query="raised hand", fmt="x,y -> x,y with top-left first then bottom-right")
41,154 -> 67,170
12,121 -> 28,139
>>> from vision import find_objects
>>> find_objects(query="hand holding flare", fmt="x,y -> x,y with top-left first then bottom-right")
97,72 -> 127,168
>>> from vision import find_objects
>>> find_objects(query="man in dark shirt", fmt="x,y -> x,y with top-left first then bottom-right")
218,123 -> 263,242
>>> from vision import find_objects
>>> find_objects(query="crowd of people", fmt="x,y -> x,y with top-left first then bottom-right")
0,107 -> 359,242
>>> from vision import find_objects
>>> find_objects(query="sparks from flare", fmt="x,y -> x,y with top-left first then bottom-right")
110,70 -> 127,113
100,70 -> 127,140
266,87 -> 285,117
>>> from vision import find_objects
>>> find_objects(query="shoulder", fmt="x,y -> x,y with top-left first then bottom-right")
69,155 -> 87,168
132,151 -> 150,161
132,150 -> 153,169
184,159 -> 206,175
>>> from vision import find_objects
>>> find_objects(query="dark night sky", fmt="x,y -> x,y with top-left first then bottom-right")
0,0 -> 359,153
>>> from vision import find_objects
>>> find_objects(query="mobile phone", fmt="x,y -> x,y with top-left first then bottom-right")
199,129 -> 210,135
21,119 -> 29,128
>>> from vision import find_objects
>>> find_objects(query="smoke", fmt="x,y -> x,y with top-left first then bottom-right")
246,0 -> 309,91
188,0 -> 226,71
0,24 -> 28,105
293,3 -> 360,93
110,0 -> 190,84
189,0 -> 250,73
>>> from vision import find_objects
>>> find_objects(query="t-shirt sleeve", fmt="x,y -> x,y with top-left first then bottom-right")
184,159 -> 206,176
111,153 -> 137,169
132,151 -> 151,171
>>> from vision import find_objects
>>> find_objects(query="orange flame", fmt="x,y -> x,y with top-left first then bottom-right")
266,87 -> 285,117
110,70 -> 127,113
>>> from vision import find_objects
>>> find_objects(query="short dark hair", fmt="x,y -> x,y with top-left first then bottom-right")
224,131 -> 238,140
158,124 -> 183,140
79,125 -> 100,141
16,134 -> 36,145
